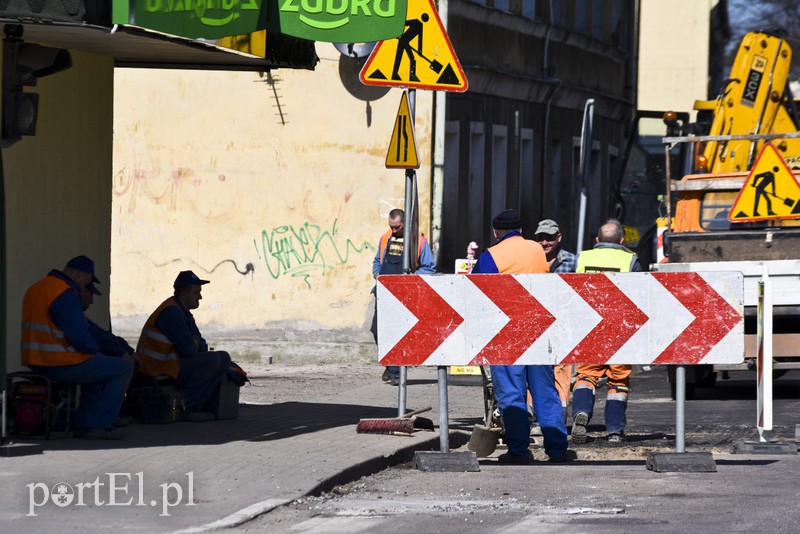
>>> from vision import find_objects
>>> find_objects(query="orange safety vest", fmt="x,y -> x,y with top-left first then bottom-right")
378,230 -> 426,264
136,298 -> 182,378
21,275 -> 94,367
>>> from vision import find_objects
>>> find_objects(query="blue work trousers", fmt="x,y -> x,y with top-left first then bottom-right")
491,365 -> 568,458
177,351 -> 231,411
32,355 -> 133,430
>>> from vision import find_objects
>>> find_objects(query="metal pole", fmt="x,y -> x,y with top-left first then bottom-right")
675,365 -> 685,453
397,366 -> 407,418
1,389 -> 6,440
398,89 -> 417,415
438,366 -> 449,452
757,266 -> 774,442
576,99 -> 594,254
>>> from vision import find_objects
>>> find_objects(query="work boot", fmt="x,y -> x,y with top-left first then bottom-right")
607,432 -> 625,443
572,412 -> 589,444
549,449 -> 578,463
74,427 -> 125,440
497,450 -> 534,465
181,411 -> 215,422
381,368 -> 393,382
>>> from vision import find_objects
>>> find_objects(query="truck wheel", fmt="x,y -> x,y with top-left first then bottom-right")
670,383 -> 696,400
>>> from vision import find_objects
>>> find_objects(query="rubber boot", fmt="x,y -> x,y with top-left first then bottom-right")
604,398 -> 627,435
571,387 -> 595,444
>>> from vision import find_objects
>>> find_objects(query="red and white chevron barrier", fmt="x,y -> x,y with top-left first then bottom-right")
377,272 -> 744,366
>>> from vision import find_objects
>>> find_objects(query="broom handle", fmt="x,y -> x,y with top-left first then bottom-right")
401,406 -> 432,418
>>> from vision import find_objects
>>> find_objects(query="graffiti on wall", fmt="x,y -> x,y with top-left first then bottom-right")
255,219 -> 375,289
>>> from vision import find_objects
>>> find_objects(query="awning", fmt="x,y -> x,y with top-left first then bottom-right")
0,20 -> 318,72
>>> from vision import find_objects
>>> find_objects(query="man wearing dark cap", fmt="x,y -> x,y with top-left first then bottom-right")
21,255 -> 133,440
472,210 -> 573,464
136,270 -> 231,421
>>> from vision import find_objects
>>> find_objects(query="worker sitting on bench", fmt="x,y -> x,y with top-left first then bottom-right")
21,255 -> 133,440
135,270 -> 231,422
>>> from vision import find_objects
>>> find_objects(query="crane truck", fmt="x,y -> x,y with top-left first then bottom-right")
615,31 -> 800,398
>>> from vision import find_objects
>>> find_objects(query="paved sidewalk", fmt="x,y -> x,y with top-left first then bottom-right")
3,364 -> 795,533
0,365 -> 476,533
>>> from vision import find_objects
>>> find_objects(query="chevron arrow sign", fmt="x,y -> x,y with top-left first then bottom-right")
376,272 -> 744,366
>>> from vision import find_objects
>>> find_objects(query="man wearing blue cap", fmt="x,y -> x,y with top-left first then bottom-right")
21,255 -> 134,440
136,270 -> 231,421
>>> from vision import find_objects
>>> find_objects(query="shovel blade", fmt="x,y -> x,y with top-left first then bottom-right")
468,424 -> 501,457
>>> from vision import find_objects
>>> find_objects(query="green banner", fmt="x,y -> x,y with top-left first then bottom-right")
114,0 -> 267,40
112,0 -> 408,43
278,0 -> 407,42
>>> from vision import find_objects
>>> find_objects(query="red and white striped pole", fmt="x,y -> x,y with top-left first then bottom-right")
756,266 -> 773,442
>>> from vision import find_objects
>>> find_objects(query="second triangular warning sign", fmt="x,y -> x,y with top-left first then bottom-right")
359,0 -> 468,92
729,143 -> 800,222
386,91 -> 420,169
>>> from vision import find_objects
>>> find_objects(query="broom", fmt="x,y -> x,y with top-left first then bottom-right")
356,406 -> 433,435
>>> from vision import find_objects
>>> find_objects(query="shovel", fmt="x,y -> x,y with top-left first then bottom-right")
468,423 -> 502,457
410,46 -> 443,74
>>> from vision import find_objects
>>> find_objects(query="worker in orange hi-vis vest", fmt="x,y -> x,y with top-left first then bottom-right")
571,219 -> 641,445
370,208 -> 435,385
472,209 -> 574,465
21,255 -> 133,440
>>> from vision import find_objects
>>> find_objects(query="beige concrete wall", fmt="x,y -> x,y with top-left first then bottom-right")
638,0 -> 717,124
4,50 -> 114,372
111,43 -> 433,352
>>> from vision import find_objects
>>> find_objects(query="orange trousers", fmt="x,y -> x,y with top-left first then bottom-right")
574,364 -> 631,393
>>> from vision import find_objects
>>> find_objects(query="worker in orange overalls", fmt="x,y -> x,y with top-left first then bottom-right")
571,219 -> 641,444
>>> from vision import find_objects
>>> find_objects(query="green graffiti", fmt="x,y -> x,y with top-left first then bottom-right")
254,219 -> 375,289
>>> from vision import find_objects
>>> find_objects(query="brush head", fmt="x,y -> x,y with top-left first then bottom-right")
356,418 -> 415,435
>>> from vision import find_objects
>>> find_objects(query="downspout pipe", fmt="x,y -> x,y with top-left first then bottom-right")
430,0 -> 448,267
539,0 -> 561,216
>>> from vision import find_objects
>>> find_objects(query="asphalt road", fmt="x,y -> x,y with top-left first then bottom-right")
237,365 -> 800,533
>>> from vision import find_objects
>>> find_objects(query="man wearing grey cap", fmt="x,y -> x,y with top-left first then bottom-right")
136,270 -> 231,421
534,219 -> 576,274
533,219 -> 576,421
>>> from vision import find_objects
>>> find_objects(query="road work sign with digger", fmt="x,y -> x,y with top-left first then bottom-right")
729,142 -> 800,222
359,0 -> 468,92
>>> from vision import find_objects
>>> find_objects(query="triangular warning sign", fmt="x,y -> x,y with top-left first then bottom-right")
359,0 -> 468,92
729,143 -> 800,222
386,91 -> 420,169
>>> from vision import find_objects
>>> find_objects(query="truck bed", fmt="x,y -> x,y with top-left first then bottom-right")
667,229 -> 800,263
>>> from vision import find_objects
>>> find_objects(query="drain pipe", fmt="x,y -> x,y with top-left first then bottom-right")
539,0 -> 561,216
430,0 -> 448,267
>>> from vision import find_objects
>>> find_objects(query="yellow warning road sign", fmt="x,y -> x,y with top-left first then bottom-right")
729,143 -> 800,222
386,91 -> 420,169
359,0 -> 468,92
